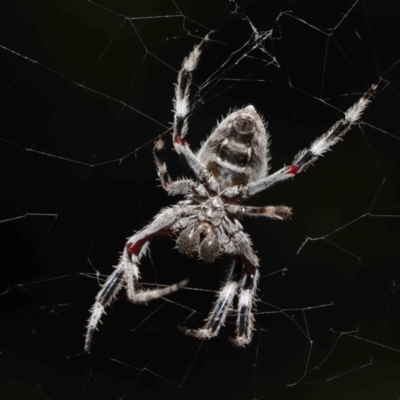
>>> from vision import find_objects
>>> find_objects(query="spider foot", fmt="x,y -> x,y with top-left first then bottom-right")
268,205 -> 292,220
230,335 -> 252,347
243,205 -> 293,220
133,279 -> 189,304
178,326 -> 217,340
85,303 -> 105,352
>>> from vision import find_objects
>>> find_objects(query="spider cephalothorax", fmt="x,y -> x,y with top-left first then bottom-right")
85,31 -> 378,352
175,199 -> 224,263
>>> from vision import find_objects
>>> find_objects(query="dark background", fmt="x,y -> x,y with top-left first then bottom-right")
1,0 -> 400,399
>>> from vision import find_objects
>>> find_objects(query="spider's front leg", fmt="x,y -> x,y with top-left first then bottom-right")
180,258 -> 243,340
180,227 -> 260,346
231,260 -> 260,347
85,207 -> 187,352
229,230 -> 260,347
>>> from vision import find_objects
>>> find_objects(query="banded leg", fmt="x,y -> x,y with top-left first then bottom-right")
172,31 -> 218,191
153,133 -> 193,195
231,262 -> 259,347
85,207 -> 187,352
153,133 -> 173,190
180,258 -> 243,339
243,205 -> 292,220
223,82 -> 379,200
173,31 -> 214,142
228,229 -> 260,347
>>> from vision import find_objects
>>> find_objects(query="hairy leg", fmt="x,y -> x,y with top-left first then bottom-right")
222,82 -> 379,200
229,230 -> 260,346
153,132 -> 194,195
243,205 -> 292,220
180,258 -> 242,339
85,207 -> 186,352
231,262 -> 259,347
171,31 -> 219,192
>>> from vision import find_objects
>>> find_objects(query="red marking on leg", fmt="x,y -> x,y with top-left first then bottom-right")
286,164 -> 299,175
127,230 -> 167,255
127,238 -> 146,255
174,135 -> 186,145
245,262 -> 257,277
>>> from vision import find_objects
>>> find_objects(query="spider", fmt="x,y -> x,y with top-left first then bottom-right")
85,32 -> 378,351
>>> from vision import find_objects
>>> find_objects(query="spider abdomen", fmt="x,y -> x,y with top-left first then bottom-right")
198,105 -> 270,189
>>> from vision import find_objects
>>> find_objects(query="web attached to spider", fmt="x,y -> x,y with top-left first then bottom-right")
1,0 -> 400,399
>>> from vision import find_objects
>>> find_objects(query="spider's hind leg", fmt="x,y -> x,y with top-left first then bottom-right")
173,31 -> 214,143
230,81 -> 380,200
172,31 -> 219,192
180,257 -> 242,340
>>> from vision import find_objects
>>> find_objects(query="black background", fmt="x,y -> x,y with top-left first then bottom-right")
1,0 -> 400,399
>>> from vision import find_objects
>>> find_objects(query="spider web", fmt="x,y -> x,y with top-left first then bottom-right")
1,0 -> 400,398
